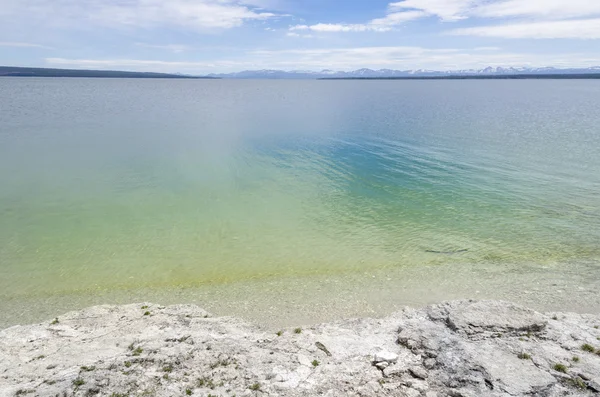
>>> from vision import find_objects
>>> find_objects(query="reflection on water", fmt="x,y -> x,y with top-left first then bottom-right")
1,78 -> 599,326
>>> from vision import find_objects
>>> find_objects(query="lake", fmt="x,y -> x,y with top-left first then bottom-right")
1,78 -> 599,327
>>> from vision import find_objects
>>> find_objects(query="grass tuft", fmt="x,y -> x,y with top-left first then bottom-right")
570,377 -> 587,389
72,377 -> 85,387
553,363 -> 568,373
249,383 -> 261,391
312,360 -> 320,367
581,344 -> 595,353
517,353 -> 531,360
294,328 -> 302,334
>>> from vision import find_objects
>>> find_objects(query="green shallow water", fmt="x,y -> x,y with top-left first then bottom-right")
1,78 -> 599,326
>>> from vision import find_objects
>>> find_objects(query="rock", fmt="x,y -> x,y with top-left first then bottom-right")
401,387 -> 421,397
588,379 -> 600,392
297,354 -> 312,367
375,361 -> 390,370
0,300 -> 598,397
315,341 -> 332,356
423,358 -> 436,369
437,300 -> 547,336
408,366 -> 428,380
374,350 -> 399,364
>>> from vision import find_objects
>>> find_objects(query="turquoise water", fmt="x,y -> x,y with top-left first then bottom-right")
1,78 -> 599,325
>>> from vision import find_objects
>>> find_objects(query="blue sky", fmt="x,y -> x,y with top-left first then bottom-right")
1,0 -> 599,73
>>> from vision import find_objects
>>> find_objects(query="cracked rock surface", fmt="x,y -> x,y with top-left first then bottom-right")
1,300 -> 599,397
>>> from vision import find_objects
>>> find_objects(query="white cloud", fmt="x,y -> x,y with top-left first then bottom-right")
46,58 -> 220,70
389,0 -> 475,22
292,0 -> 600,39
135,43 -> 191,53
450,18 -> 600,39
247,46 -> 600,70
289,4 -> 425,32
389,0 -> 600,21
286,32 -> 314,38
474,0 -> 600,20
2,0 -> 281,31
45,44 -> 600,73
0,42 -> 52,49
290,23 -> 388,32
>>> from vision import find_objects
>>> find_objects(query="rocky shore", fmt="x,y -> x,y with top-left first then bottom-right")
1,300 -> 599,397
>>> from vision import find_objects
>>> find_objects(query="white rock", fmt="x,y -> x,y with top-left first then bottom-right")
374,350 -> 399,364
0,300 -> 598,397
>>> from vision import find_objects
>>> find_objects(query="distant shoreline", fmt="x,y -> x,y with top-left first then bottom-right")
3,66 -> 600,80
320,74 -> 600,80
0,66 -> 217,79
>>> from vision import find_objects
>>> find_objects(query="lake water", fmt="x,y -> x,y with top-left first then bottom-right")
1,78 -> 599,328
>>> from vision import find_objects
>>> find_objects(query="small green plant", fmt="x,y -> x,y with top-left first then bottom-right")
552,315 -> 558,320
249,383 -> 261,391
185,389 -> 192,396
209,358 -> 232,369
81,365 -> 95,372
572,356 -> 580,362
50,318 -> 59,325
197,377 -> 215,389
132,347 -> 143,356
276,330 -> 283,336
34,355 -> 46,360
163,364 -> 173,373
144,311 -> 151,316
43,380 -> 56,385
553,363 -> 568,373
581,344 -> 595,353
141,305 -> 149,309
594,325 -> 599,329
163,374 -> 169,380
73,377 -> 85,387
124,361 -> 132,367
312,360 -> 319,367
517,353 -> 531,360
294,328 -> 302,334
570,377 -> 587,389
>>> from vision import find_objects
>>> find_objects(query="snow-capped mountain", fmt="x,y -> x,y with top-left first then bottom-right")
206,66 -> 600,79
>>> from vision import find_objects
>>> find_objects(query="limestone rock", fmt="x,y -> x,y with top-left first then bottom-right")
0,300 -> 598,397
374,350 -> 399,364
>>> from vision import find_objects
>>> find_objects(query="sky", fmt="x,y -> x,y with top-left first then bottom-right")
1,0 -> 600,74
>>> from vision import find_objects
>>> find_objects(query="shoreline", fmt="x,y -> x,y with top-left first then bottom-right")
2,258 -> 600,331
1,300 -> 599,396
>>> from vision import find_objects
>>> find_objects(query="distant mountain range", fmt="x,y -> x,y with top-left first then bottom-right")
207,66 -> 600,79
2,65 -> 600,80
